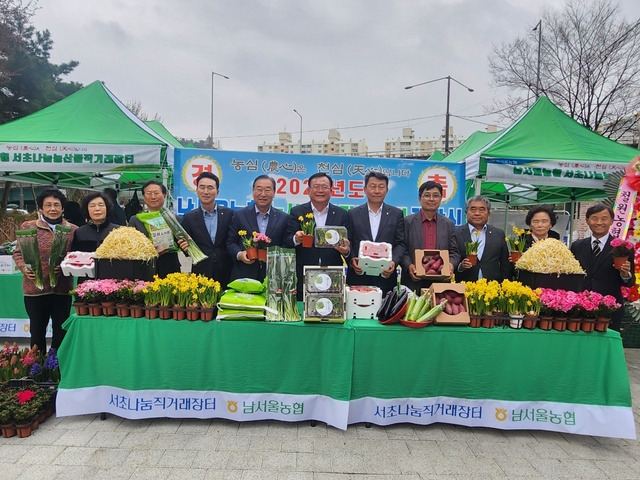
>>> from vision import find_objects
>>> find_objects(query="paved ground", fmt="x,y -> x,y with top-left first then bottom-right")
1,349 -> 639,479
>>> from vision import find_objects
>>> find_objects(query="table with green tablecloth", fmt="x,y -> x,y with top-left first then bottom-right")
0,273 -> 30,337
56,314 -> 355,429
347,319 -> 635,438
56,315 -> 636,437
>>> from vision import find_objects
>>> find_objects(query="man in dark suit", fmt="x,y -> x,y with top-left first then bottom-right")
570,203 -> 634,331
226,175 -> 288,282
129,180 -> 188,278
284,172 -> 351,300
401,180 -> 460,292
455,195 -> 510,282
181,172 -> 234,289
347,171 -> 404,293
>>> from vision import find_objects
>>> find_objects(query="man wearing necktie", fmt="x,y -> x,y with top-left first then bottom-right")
226,175 -> 288,282
455,195 -> 510,282
181,172 -> 234,289
571,203 -> 634,331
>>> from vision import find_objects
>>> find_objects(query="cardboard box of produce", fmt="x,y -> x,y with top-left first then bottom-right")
429,283 -> 469,325
414,249 -> 451,278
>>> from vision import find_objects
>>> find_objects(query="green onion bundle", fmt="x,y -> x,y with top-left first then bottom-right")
49,225 -> 71,288
159,207 -> 208,265
16,228 -> 43,290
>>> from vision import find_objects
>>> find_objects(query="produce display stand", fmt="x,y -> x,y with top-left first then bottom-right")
56,314 -> 636,438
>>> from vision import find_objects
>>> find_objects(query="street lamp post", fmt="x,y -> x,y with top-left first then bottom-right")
211,71 -> 229,149
533,20 -> 542,97
293,109 -> 303,153
404,76 -> 474,154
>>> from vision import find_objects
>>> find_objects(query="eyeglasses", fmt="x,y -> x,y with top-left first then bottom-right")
253,188 -> 274,194
310,185 -> 331,191
421,194 -> 442,199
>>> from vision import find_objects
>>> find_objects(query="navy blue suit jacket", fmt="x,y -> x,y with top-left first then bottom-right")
347,202 -> 405,293
284,202 -> 351,299
226,205 -> 288,282
181,204 -> 234,288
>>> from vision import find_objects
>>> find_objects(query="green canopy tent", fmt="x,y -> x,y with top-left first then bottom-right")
443,96 -> 640,205
0,81 -> 174,190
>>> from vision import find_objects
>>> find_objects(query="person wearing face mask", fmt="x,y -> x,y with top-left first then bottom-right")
226,175 -> 288,282
69,192 -> 119,285
13,188 -> 78,352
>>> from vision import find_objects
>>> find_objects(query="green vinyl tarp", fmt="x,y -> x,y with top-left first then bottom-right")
0,81 -> 175,190
444,96 -> 640,205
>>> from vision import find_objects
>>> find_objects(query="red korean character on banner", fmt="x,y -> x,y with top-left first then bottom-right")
347,180 -> 365,199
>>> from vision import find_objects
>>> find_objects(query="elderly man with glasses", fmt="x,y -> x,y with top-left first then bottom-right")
401,180 -> 460,292
285,172 -> 351,300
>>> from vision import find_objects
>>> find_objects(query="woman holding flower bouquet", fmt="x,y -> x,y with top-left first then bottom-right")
13,188 -> 77,352
571,204 -> 635,331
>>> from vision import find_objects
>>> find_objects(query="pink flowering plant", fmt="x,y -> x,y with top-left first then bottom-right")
252,232 -> 272,249
72,279 -> 124,303
538,288 -> 620,318
611,238 -> 634,257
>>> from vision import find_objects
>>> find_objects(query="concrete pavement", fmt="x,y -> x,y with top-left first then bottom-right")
1,350 -> 639,479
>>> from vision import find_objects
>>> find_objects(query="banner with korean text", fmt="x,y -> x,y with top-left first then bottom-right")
173,149 -> 466,223
0,143 -> 161,172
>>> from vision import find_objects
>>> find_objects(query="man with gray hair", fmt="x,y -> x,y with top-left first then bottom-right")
454,195 -> 510,282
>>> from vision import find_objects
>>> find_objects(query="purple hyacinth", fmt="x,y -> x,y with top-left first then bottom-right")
44,348 -> 59,370
30,363 -> 42,376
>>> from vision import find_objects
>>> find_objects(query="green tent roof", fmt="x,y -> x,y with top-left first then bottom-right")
144,121 -> 185,149
441,130 -> 502,163
451,96 -> 640,205
428,150 -> 445,160
0,81 -> 173,190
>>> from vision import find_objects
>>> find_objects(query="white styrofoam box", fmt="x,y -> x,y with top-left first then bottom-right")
0,255 -> 16,274
346,286 -> 383,319
60,251 -> 95,278
359,241 -> 392,260
359,257 -> 392,277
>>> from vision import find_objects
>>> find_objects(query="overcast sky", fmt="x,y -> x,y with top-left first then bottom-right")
34,0 -> 640,154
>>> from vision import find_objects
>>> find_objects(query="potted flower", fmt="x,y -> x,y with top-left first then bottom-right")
594,293 -> 621,332
130,280 -> 147,318
505,226 -> 529,262
196,275 -> 221,321
465,230 -> 481,266
252,232 -> 272,262
239,229 -> 258,260
610,238 -> 634,270
298,213 -> 315,247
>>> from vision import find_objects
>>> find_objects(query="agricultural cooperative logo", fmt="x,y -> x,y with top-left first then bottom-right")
182,155 -> 223,193
417,166 -> 457,204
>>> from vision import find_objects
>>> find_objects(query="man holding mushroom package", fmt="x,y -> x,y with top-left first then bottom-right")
284,172 -> 351,300
401,180 -> 460,292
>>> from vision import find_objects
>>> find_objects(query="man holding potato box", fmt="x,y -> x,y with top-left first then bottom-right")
401,180 -> 460,292
455,195 -> 511,282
